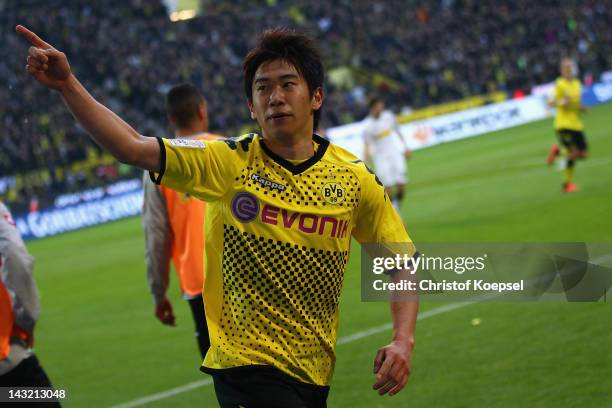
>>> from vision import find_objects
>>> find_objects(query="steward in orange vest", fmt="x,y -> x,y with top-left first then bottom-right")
142,84 -> 224,359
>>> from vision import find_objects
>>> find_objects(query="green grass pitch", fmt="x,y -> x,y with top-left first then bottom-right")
27,104 -> 612,407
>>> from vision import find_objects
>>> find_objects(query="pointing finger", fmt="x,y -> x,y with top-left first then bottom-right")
16,25 -> 52,49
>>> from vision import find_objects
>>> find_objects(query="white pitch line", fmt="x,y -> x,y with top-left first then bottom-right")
110,253 -> 612,408
110,378 -> 213,408
336,301 -> 471,345
109,301 -> 473,408
592,254 -> 612,265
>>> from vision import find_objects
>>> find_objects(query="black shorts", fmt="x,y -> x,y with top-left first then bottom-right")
209,366 -> 329,408
557,129 -> 588,151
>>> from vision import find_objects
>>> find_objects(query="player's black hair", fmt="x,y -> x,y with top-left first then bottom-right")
368,96 -> 383,109
166,83 -> 206,129
243,27 -> 324,131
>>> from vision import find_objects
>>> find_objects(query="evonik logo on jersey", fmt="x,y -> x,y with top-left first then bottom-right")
230,192 -> 349,238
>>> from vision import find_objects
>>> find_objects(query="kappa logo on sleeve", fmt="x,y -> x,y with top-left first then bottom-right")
168,138 -> 207,148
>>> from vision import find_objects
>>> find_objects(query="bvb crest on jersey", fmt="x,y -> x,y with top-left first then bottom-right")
321,182 -> 346,204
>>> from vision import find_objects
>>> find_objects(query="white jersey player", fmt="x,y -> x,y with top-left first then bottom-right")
362,98 -> 411,211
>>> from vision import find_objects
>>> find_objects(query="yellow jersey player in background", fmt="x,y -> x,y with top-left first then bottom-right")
546,58 -> 589,193
142,83 -> 223,359
17,24 -> 418,408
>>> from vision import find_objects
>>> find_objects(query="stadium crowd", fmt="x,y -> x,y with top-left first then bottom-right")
1,0 -> 611,211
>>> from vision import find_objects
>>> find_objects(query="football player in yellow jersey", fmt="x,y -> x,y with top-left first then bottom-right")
18,25 -> 418,407
546,58 -> 589,193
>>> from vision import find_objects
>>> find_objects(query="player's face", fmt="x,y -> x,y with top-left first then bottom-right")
561,60 -> 574,79
371,101 -> 384,117
248,59 -> 323,140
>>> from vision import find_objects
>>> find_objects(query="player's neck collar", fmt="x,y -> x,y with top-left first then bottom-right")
259,133 -> 329,175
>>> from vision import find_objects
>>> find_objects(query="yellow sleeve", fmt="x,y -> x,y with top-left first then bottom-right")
149,137 -> 240,202
571,81 -> 583,109
352,162 -> 415,250
554,79 -> 564,102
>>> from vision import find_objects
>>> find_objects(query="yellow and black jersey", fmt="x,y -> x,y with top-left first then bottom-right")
150,133 -> 414,386
554,77 -> 583,131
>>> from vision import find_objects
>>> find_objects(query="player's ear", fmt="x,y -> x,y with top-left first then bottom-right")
199,103 -> 209,130
311,87 -> 324,111
247,99 -> 256,120
197,103 -> 205,120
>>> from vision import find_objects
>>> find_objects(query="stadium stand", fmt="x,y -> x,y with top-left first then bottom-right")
1,0 -> 611,212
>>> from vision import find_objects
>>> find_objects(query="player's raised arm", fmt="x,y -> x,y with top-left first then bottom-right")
15,25 -> 161,172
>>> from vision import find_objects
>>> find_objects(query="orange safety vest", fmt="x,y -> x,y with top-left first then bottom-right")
0,280 -> 13,360
160,133 -> 223,297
